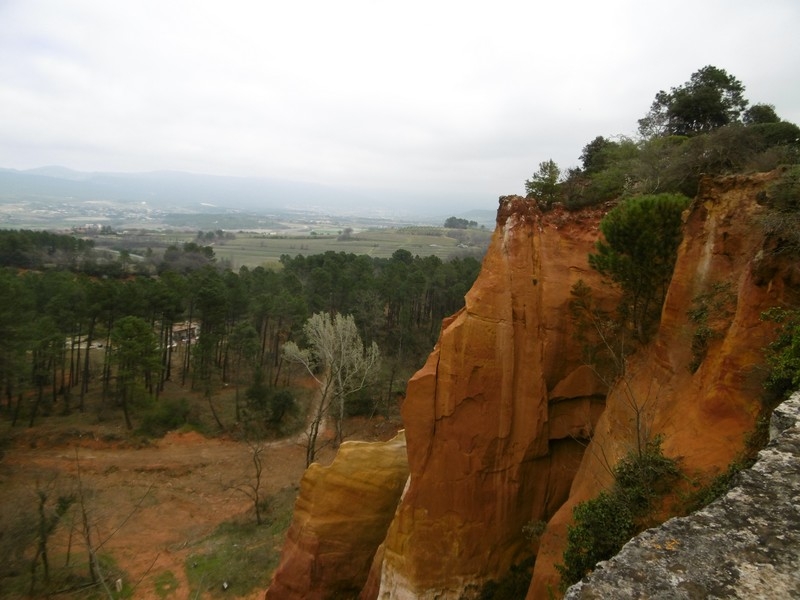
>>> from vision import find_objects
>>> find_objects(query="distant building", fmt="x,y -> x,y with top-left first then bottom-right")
172,321 -> 199,343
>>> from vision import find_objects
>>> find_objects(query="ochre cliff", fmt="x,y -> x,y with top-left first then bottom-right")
266,171 -> 797,600
367,197 -> 612,598
530,171 -> 798,597
265,432 -> 409,600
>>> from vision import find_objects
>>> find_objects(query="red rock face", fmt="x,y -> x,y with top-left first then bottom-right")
530,172 -> 797,598
265,432 -> 409,600
369,197 -> 611,598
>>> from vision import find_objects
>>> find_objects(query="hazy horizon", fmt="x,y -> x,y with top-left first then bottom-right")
0,164 -> 503,219
2,1 -> 799,213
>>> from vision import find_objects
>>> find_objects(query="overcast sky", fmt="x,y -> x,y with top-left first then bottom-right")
1,0 -> 799,212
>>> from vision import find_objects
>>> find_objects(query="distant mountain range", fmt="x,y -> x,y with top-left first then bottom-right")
0,166 -> 498,228
0,166 -> 360,212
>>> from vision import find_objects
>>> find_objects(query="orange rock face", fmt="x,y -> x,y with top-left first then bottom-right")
267,173 -> 795,600
265,432 -> 409,600
530,171 -> 797,598
369,197 -> 611,598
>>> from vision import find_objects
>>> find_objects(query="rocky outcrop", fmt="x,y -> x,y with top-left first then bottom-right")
563,391 -> 800,599
266,172 -> 798,600
530,171 -> 798,597
368,198 -> 612,598
265,432 -> 409,600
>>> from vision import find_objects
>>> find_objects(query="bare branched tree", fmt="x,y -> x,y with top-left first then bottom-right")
28,478 -> 75,595
228,438 -> 267,524
570,280 -> 659,458
73,450 -> 154,599
283,312 -> 381,466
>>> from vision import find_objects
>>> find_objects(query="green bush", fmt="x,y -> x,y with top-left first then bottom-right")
244,370 -> 298,431
137,398 -> 190,437
557,491 -> 634,589
766,165 -> 800,212
761,307 -> 800,397
267,389 -> 297,424
557,439 -> 680,590
758,167 -> 800,256
344,386 -> 379,417
613,436 -> 681,513
684,460 -> 747,514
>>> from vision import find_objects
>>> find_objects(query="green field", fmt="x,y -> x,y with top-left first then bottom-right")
213,230 -> 488,268
102,226 -> 492,269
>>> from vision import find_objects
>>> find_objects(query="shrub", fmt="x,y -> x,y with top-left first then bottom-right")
522,520 -> 547,542
137,398 -> 190,437
267,389 -> 297,424
761,307 -> 800,397
766,165 -> 800,213
557,439 -> 680,590
613,436 -> 681,515
687,282 -> 735,373
344,386 -> 378,417
557,491 -> 634,589
684,414 -> 772,514
244,370 -> 298,429
684,460 -> 747,514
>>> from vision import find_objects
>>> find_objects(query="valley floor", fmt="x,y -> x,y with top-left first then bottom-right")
0,416 -> 401,599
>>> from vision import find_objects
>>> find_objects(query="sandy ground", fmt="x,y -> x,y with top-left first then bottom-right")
1,427 -> 311,599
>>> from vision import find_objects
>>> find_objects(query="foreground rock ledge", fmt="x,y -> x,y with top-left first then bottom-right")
564,391 -> 800,599
266,431 -> 410,600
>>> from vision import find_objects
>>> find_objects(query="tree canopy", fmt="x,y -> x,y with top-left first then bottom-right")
638,66 -> 748,137
111,315 -> 160,429
444,216 -> 478,229
283,312 -> 381,464
530,66 -> 799,210
525,159 -> 561,209
0,234 -> 481,434
589,193 -> 691,341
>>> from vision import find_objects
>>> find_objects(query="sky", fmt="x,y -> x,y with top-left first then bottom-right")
1,0 -> 799,212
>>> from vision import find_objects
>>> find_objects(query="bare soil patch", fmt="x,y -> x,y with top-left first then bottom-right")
0,413 -> 401,599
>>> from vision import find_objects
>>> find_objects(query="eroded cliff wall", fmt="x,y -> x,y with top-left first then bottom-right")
266,172 -> 797,600
531,171 -> 799,597
369,197 -> 612,599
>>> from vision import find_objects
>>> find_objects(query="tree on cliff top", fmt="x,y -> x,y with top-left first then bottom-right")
589,193 -> 690,343
525,159 -> 562,209
638,65 -> 748,137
